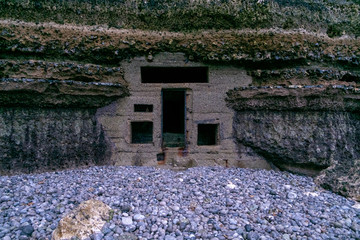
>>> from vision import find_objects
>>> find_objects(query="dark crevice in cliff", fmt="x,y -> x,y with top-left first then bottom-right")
341,73 -> 360,83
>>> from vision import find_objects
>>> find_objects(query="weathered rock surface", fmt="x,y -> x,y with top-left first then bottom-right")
1,20 -> 359,66
0,59 -> 129,107
227,86 -> 360,112
0,59 -> 125,84
0,78 -> 128,108
316,156 -> 360,201
0,108 -> 112,175
0,0 -> 359,37
248,68 -> 360,86
52,199 -> 112,240
227,87 -> 360,199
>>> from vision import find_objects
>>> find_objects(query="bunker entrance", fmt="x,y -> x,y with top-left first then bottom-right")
162,89 -> 185,148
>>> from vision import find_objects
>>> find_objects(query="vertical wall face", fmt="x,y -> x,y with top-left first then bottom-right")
97,52 -> 255,167
225,85 -> 360,199
234,111 -> 360,168
233,110 -> 360,197
0,108 -> 111,174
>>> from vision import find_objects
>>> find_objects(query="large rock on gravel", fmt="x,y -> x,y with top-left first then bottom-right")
52,199 -> 112,240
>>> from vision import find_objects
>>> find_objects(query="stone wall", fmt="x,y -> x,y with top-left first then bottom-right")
97,52 -> 251,168
0,107 -> 112,174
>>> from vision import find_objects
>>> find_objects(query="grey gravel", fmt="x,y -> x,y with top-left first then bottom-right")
122,217 -> 133,226
20,225 -> 34,236
0,166 -> 359,240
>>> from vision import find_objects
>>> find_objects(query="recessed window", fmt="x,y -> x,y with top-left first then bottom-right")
141,67 -> 208,83
131,122 -> 153,144
197,124 -> 218,146
134,104 -> 153,112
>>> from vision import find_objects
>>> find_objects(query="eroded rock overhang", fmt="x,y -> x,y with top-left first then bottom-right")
226,86 -> 360,199
226,86 -> 360,112
0,59 -> 129,107
0,78 -> 128,107
0,55 -> 129,174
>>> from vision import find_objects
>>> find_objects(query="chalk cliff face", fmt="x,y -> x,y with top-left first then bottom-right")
0,58 -> 128,174
233,110 -> 360,198
0,108 -> 113,175
0,0 -> 359,198
227,87 -> 360,199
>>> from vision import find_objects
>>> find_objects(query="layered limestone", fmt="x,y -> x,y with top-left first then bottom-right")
0,0 -> 359,37
226,87 -> 360,112
1,20 -> 360,66
0,59 -> 128,107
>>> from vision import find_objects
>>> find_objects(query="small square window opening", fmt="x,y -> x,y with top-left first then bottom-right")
197,124 -> 219,146
131,122 -> 153,144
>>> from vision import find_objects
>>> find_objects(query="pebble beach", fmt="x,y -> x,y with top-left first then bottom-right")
0,166 -> 359,240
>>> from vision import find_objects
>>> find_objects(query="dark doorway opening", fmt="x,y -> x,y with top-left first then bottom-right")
162,90 -> 185,147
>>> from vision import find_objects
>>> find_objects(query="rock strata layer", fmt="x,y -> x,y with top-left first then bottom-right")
1,20 -> 360,66
0,0 -> 359,37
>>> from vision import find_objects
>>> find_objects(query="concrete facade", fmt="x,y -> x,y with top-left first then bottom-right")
96,52 -> 270,169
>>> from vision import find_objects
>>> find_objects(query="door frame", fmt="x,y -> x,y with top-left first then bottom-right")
161,88 -> 187,148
